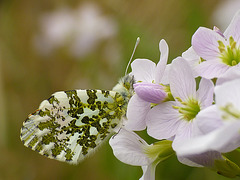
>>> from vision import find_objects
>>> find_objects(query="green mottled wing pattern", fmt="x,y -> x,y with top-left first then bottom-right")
20,89 -> 126,164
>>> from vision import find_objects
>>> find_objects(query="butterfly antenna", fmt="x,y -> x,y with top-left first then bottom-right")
125,37 -> 140,76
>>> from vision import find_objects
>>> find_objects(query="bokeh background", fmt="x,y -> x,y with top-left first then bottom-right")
1,0 -> 240,179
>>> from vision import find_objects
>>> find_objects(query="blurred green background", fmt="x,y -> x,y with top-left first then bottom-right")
0,0 -> 239,179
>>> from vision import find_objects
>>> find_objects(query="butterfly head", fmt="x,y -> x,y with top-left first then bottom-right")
112,74 -> 135,100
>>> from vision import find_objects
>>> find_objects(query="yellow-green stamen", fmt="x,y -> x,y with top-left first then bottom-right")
218,36 -> 240,66
143,140 -> 174,166
220,103 -> 240,120
173,97 -> 201,121
163,84 -> 174,102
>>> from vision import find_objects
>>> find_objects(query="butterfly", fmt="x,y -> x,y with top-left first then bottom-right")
20,75 -> 135,164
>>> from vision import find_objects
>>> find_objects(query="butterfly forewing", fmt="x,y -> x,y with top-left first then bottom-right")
20,89 -> 125,164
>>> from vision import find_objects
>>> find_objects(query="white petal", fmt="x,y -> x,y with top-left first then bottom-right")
109,128 -> 150,166
146,101 -> 182,140
192,27 -> 226,60
155,39 -> 169,83
177,151 -> 223,168
182,47 -> 200,77
177,156 -> 203,167
172,121 -> 196,150
196,105 -> 223,134
224,10 -> 240,45
160,64 -> 171,84
212,121 -> 240,152
182,47 -> 200,61
139,164 -> 156,180
169,57 -> 196,101
175,121 -> 240,155
131,59 -> 156,82
195,59 -> 230,79
126,94 -> 150,131
174,118 -> 223,167
215,79 -> 240,109
197,78 -> 214,108
216,66 -> 240,85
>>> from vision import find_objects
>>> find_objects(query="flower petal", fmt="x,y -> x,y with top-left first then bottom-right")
177,151 -> 223,168
196,105 -> 223,134
160,64 -> 171,84
126,94 -> 151,131
217,66 -> 240,85
146,101 -> 181,140
224,10 -> 240,45
182,47 -> 200,61
197,78 -> 214,108
169,58 -> 196,101
177,156 -> 202,167
134,83 -> 167,103
109,128 -> 150,166
182,47 -> 200,77
210,121 -> 240,152
139,164 -> 157,180
131,59 -> 156,82
192,27 -> 226,60
155,39 -> 169,83
215,79 -> 240,109
172,121 -> 197,150
195,59 -> 230,79
175,121 -> 240,156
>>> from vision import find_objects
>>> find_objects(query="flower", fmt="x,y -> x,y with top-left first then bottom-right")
174,79 -> 240,177
192,10 -> 240,79
125,39 -> 169,131
175,79 -> 240,155
34,2 -> 117,58
109,128 -> 174,180
146,57 -> 214,149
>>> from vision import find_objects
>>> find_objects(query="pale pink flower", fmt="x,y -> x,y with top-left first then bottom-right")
109,129 -> 158,180
175,79 -> 240,156
192,10 -> 240,79
146,58 -> 214,150
125,39 -> 169,131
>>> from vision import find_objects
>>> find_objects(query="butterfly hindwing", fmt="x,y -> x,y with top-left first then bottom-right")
20,89 -> 126,164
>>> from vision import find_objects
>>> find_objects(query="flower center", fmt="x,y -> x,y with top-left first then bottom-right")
173,97 -> 201,121
218,36 -> 240,66
143,140 -> 174,165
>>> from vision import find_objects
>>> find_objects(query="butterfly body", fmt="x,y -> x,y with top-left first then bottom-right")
20,75 -> 135,164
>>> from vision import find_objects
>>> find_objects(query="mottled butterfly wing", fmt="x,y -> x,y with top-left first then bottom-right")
20,89 -> 126,164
